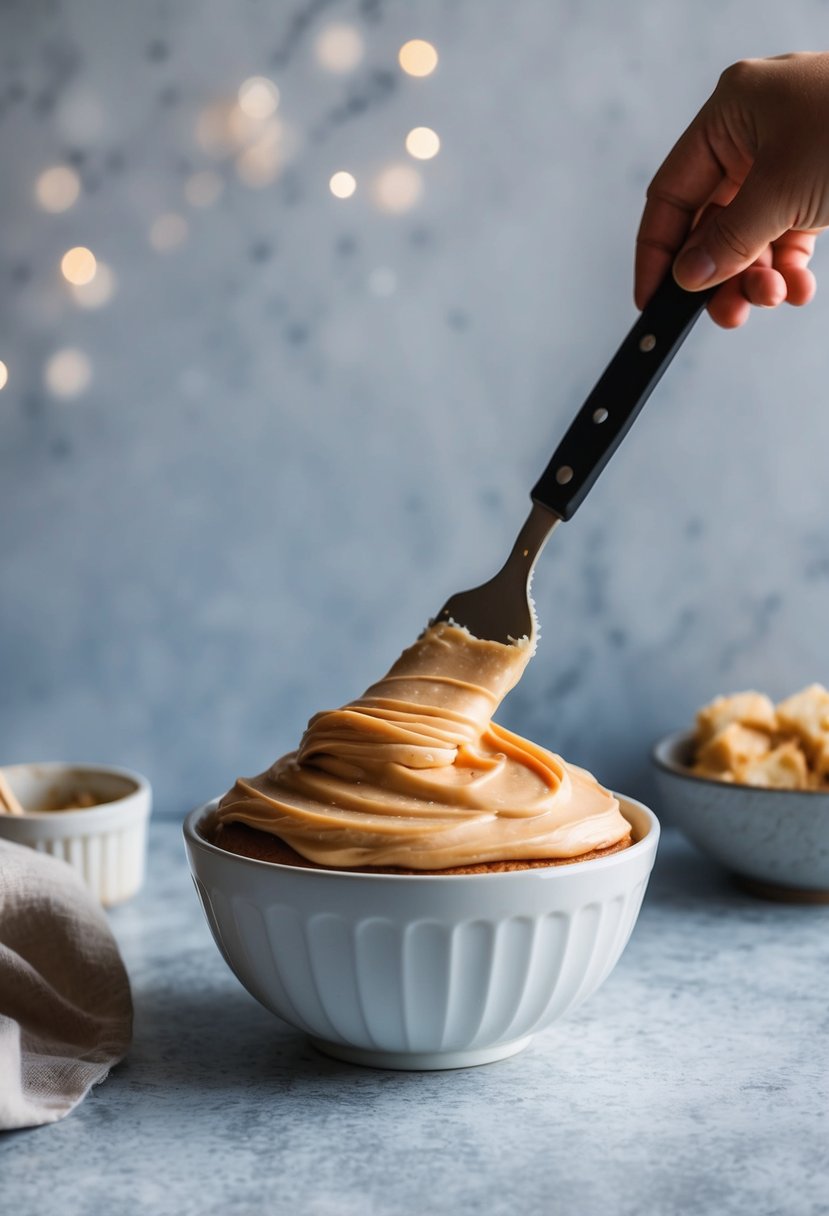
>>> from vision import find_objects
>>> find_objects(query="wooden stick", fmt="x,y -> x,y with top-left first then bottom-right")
0,769 -> 25,815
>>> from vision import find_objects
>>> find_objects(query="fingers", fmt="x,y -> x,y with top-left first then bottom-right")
741,265 -> 787,308
707,278 -> 751,328
704,235 -> 818,328
636,51 -> 829,319
673,153 -> 792,291
635,112 -> 726,308
772,230 -> 818,305
706,266 -> 784,327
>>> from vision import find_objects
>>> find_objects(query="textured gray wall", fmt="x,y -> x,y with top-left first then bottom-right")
2,0 -> 828,818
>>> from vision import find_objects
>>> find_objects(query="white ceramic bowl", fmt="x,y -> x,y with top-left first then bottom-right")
0,762 -> 152,906
653,730 -> 829,900
184,795 -> 659,1070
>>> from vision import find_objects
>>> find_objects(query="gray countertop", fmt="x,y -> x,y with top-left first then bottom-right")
2,821 -> 827,1216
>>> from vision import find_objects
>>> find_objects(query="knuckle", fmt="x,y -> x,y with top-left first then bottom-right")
718,58 -> 757,88
636,235 -> 675,255
712,215 -> 751,260
644,182 -> 695,214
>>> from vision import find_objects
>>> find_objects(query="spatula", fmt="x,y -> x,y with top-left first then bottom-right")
433,273 -> 715,643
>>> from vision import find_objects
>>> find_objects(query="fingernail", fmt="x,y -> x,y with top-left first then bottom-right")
674,246 -> 717,289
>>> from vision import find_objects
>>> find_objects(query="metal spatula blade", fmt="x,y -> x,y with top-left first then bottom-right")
432,502 -> 560,644
432,273 -> 714,644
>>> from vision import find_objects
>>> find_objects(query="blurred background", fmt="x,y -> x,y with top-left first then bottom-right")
2,0 -> 828,820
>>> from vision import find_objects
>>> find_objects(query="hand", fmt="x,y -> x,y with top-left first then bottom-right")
635,52 -> 829,328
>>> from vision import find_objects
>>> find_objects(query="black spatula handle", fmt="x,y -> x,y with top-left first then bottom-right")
531,274 -> 715,521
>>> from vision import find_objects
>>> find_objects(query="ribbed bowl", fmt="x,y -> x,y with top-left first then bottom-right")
184,796 -> 659,1069
0,762 -> 152,906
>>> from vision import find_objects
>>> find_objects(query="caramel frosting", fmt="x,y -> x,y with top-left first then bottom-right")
216,622 -> 630,870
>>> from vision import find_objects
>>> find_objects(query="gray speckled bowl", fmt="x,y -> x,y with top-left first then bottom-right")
652,730 -> 829,902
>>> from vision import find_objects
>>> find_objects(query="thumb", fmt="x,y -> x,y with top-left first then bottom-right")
673,158 -> 791,290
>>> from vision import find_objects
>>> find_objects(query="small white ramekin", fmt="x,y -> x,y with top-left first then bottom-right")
0,762 -> 152,906
184,795 -> 659,1070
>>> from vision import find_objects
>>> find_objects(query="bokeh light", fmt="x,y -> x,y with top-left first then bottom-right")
149,213 -> 189,251
373,164 -> 423,213
405,126 -> 440,160
228,106 -> 271,148
35,165 -> 81,213
238,76 -> 280,120
314,24 -> 364,73
71,262 -> 116,309
44,348 -> 92,399
398,40 -> 438,77
185,170 -> 224,207
195,102 -> 238,158
236,138 -> 280,188
195,99 -> 296,180
60,246 -> 97,286
329,171 -> 357,199
0,361 -> 8,391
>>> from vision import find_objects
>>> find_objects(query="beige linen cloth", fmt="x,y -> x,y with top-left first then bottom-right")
0,839 -> 132,1129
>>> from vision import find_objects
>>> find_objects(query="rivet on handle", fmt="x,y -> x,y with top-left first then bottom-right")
639,334 -> 656,352
592,407 -> 608,424
555,466 -> 574,485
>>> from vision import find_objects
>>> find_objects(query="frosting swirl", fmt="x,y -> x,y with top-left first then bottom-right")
216,622 -> 629,869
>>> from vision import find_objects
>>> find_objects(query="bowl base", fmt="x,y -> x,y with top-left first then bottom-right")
309,1034 -> 534,1071
733,874 -> 829,905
